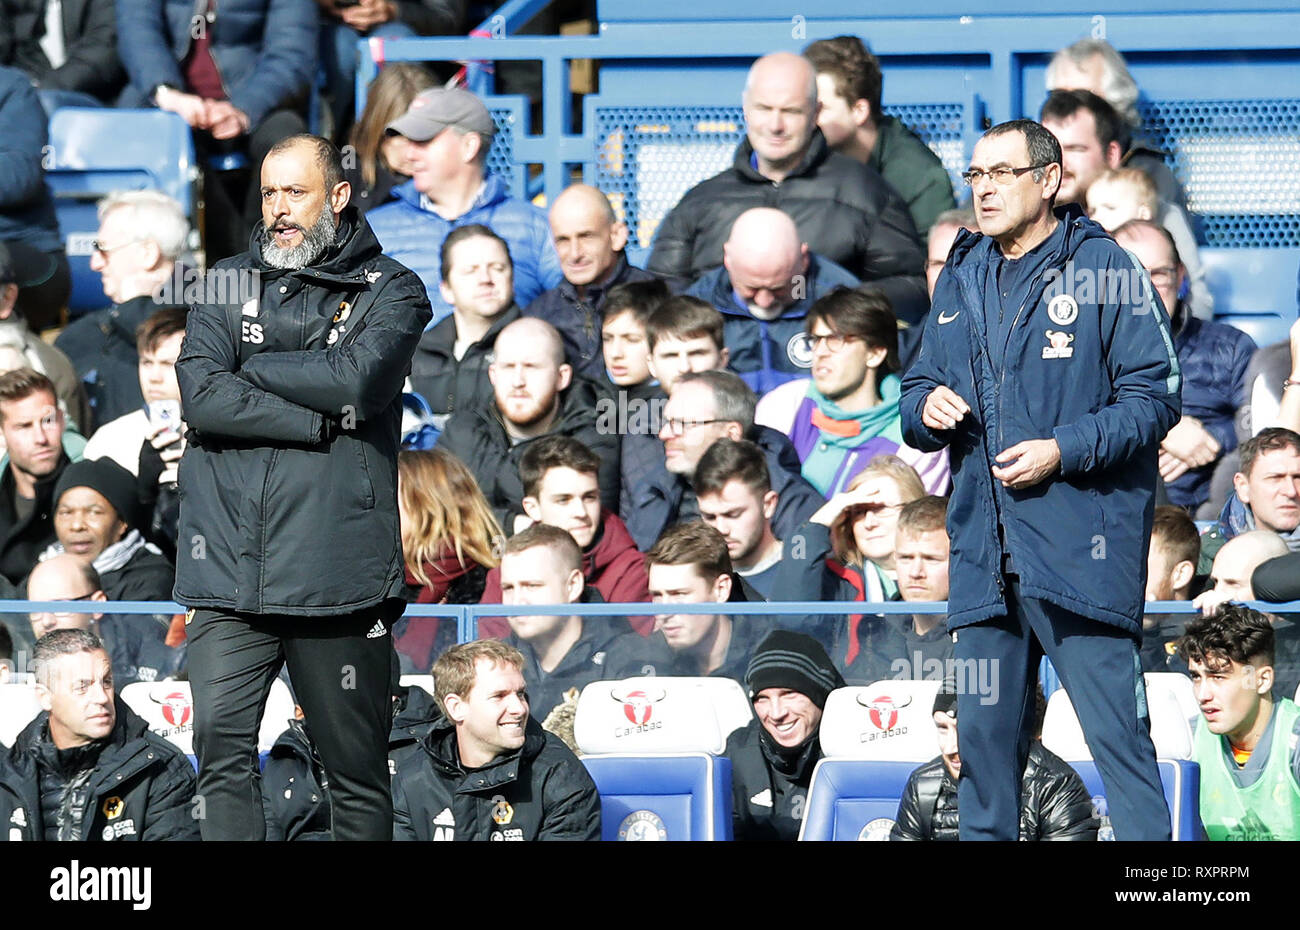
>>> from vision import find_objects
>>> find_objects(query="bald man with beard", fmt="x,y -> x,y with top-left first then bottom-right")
684,208 -> 861,394
526,184 -> 656,382
438,317 -> 621,529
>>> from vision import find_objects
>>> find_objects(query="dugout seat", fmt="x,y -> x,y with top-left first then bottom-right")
1202,247 -> 1300,348
575,676 -> 745,840
799,680 -> 943,841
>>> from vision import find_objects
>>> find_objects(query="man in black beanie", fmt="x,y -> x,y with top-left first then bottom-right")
724,629 -> 845,841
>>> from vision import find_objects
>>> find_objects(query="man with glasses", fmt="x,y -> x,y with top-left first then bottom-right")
621,368 -> 824,552
900,118 -> 1181,841
1113,219 -> 1254,517
755,286 -> 949,497
56,191 -> 189,429
683,208 -> 860,394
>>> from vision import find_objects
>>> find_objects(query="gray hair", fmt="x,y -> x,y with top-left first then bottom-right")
676,369 -> 756,434
97,190 -> 189,261
32,628 -> 106,687
1046,38 -> 1140,129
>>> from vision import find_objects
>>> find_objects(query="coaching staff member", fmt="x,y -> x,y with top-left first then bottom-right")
175,134 -> 432,840
900,119 -> 1181,841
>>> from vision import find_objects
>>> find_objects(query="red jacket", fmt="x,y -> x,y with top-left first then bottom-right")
478,511 -> 652,638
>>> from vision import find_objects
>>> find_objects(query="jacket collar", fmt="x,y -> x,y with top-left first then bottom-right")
733,130 -> 831,184
244,206 -> 385,285
556,251 -> 633,303
422,714 -> 547,791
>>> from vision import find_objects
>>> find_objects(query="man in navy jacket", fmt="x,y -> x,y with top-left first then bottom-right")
900,119 -> 1181,841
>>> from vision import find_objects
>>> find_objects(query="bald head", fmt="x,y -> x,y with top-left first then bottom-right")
1210,531 -> 1290,601
496,316 -> 566,368
549,184 -> 627,289
723,208 -> 809,316
28,554 -> 105,638
743,53 -> 821,181
490,317 -> 573,437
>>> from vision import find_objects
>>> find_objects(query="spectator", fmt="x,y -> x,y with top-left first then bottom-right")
396,448 -> 502,675
391,639 -> 602,840
1242,318 -> 1300,444
0,369 -> 82,586
81,307 -> 187,477
44,457 -> 174,602
1141,505 -> 1199,674
370,86 -> 561,319
1044,37 -> 1188,210
0,65 -> 69,332
0,0 -> 126,110
803,35 -> 956,235
1200,428 -> 1300,570
317,0 -> 461,143
500,524 -> 668,721
1193,530 -> 1300,701
695,439 -> 785,599
438,317 -> 619,527
647,52 -> 926,321
602,278 -> 670,403
925,208 -> 979,300
1180,606 -> 1300,840
525,184 -> 656,382
0,242 -> 90,433
26,554 -> 178,686
480,435 -> 649,616
1113,220 -> 1253,515
343,62 -> 437,214
646,522 -> 773,684
116,0 -> 317,261
408,225 -> 521,421
684,208 -> 860,393
644,296 -> 729,396
1091,168 -> 1210,320
725,630 -> 845,841
622,369 -> 824,552
55,192 -> 190,429
755,286 -> 949,496
774,456 -> 924,678
891,685 -> 1097,841
883,495 -> 954,681
0,628 -> 199,840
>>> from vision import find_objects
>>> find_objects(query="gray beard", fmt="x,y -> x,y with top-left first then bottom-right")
261,210 -> 338,270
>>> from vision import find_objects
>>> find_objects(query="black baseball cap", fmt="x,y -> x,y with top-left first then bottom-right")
0,240 -> 57,289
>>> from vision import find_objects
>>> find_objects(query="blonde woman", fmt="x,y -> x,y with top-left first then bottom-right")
396,449 -> 504,673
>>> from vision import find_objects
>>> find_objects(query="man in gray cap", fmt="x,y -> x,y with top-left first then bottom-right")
368,85 -> 561,322
723,630 -> 845,840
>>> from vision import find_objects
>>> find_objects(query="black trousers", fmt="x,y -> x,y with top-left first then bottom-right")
187,604 -> 397,841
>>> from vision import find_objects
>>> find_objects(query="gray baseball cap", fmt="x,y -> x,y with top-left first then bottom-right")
385,87 -> 496,142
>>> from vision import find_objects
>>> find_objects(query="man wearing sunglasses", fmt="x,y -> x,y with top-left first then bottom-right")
900,118 -> 1182,841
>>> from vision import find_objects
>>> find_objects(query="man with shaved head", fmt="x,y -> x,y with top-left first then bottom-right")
526,184 -> 656,381
648,52 -> 926,322
684,208 -> 860,393
439,316 -> 620,528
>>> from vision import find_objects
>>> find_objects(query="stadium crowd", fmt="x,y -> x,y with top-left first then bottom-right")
1,8 -> 1298,841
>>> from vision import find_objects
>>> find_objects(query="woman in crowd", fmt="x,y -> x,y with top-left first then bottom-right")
396,449 -> 504,674
345,63 -> 438,214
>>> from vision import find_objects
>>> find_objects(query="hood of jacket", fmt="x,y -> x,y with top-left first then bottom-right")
585,510 -> 640,578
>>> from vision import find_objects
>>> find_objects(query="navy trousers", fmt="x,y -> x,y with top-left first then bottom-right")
954,576 -> 1171,841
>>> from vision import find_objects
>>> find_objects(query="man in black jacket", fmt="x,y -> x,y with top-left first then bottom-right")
525,184 -> 656,382
0,0 -> 126,108
408,223 -> 520,422
391,639 -> 601,841
0,628 -> 199,840
438,316 -> 619,529
890,687 -> 1097,841
647,52 -> 926,320
725,630 -> 844,841
175,134 -> 431,840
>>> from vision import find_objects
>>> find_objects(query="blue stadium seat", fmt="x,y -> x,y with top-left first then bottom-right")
582,753 -> 733,841
798,759 -> 920,841
1202,247 -> 1300,348
1068,760 -> 1203,842
44,108 -> 197,314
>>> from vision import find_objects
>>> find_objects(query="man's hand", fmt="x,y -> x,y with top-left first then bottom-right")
146,421 -> 186,485
921,385 -> 970,432
1160,416 -> 1221,469
992,439 -> 1061,489
1192,586 -> 1238,618
341,0 -> 397,30
205,100 -> 250,141
155,86 -> 209,128
1158,450 -> 1191,483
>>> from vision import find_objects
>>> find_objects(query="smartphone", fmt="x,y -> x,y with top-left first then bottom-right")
148,400 -> 182,438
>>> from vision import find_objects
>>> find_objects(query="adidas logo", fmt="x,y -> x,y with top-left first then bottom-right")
750,788 -> 773,808
366,620 -> 387,639
433,808 -> 455,827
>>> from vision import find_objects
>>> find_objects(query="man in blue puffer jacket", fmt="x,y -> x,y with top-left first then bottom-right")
369,86 -> 561,323
900,119 -> 1182,841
